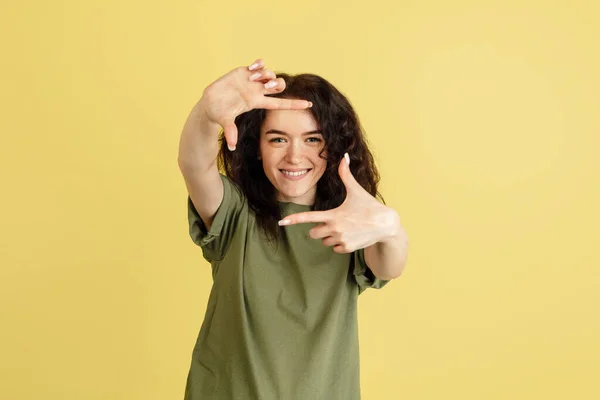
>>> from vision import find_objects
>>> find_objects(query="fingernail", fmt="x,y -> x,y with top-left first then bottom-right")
278,219 -> 290,226
228,145 -> 236,151
249,72 -> 261,81
249,62 -> 260,71
307,101 -> 313,108
265,80 -> 277,89
344,152 -> 350,166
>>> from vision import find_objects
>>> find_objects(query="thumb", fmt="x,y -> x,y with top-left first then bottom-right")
222,121 -> 238,151
338,152 -> 358,190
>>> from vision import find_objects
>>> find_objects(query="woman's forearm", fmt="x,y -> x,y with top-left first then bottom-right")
177,98 -> 222,174
364,210 -> 409,280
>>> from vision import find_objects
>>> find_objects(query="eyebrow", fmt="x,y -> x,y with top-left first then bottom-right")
265,129 -> 322,135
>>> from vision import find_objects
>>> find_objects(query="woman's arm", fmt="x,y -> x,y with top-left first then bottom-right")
178,98 -> 224,230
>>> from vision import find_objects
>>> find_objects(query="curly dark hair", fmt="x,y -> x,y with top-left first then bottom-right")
217,73 -> 383,240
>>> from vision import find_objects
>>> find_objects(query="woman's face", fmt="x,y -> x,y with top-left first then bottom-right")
259,109 -> 327,205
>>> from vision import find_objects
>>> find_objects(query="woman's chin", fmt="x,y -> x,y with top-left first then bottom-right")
276,185 -> 314,204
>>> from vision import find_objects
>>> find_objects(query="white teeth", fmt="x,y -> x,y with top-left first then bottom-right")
282,170 -> 308,177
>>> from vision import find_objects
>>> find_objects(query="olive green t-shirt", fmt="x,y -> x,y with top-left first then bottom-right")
184,175 -> 388,400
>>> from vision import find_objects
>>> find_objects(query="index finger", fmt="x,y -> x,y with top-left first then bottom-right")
261,97 -> 313,110
278,211 -> 331,226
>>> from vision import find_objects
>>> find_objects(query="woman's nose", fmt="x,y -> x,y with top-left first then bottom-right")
285,142 -> 303,164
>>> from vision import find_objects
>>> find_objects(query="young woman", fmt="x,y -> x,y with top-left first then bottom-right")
178,58 -> 408,399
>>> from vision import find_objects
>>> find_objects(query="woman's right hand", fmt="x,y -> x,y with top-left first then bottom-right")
199,58 -> 313,151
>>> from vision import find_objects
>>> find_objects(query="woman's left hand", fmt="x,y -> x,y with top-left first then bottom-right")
278,153 -> 402,253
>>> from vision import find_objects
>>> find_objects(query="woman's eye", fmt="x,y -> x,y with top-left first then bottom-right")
307,137 -> 322,143
270,138 -> 285,143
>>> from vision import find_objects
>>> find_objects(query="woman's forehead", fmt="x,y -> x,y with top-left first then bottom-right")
262,109 -> 319,133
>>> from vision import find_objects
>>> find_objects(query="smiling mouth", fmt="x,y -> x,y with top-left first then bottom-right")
280,169 -> 311,177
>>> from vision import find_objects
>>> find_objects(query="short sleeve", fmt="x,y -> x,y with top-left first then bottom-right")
187,174 -> 246,262
353,248 -> 390,295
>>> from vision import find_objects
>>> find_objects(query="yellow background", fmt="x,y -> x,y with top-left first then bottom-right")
1,0 -> 598,399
